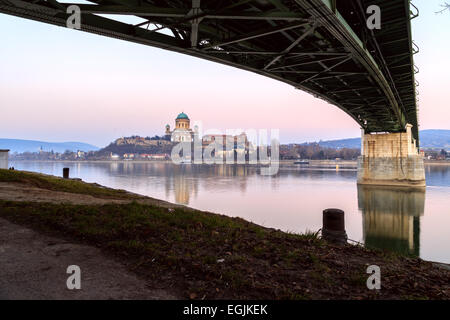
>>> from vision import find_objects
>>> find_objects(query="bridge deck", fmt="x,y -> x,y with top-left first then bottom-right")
0,0 -> 419,142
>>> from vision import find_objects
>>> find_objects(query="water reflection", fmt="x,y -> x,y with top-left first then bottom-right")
425,164 -> 450,186
358,185 -> 425,257
168,165 -> 252,204
161,165 -> 252,204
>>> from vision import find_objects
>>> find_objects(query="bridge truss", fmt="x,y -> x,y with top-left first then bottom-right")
0,0 -> 420,142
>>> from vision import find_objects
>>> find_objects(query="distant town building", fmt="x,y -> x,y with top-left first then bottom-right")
140,153 -> 169,160
77,150 -> 86,158
0,149 -> 9,169
123,153 -> 135,159
110,152 -> 120,160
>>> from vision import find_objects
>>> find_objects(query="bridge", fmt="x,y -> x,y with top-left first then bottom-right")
0,0 -> 425,186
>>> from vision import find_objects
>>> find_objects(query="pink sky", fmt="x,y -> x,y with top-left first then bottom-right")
0,1 -> 448,147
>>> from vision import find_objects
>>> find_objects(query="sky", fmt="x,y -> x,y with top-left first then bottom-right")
0,1 -> 449,148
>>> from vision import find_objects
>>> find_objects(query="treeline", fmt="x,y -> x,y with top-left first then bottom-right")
280,143 -> 360,160
127,135 -> 170,141
10,150 -> 95,161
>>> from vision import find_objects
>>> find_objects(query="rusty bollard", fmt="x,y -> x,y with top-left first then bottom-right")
322,208 -> 347,245
63,167 -> 70,179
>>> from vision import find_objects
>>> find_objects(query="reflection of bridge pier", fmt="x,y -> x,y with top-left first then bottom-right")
357,185 -> 425,257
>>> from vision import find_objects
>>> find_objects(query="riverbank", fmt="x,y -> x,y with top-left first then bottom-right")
0,169 -> 449,300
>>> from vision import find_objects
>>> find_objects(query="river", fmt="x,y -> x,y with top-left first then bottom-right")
9,160 -> 450,263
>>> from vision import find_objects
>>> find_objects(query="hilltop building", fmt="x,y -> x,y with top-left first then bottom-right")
165,112 -> 198,142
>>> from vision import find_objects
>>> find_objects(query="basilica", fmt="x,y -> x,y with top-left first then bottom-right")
165,111 -> 252,162
165,112 -> 197,142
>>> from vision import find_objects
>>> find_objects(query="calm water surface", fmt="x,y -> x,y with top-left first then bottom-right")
9,160 -> 450,263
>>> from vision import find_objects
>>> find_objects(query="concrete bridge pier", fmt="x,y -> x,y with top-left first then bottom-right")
357,124 -> 426,187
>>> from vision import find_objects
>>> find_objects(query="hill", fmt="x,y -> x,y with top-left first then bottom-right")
316,129 -> 450,150
96,136 -> 173,156
419,130 -> 450,149
0,138 -> 99,153
318,138 -> 361,149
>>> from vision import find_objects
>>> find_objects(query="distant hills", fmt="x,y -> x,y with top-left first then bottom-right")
318,138 -> 361,149
0,138 -> 99,153
418,130 -> 450,149
317,129 -> 450,150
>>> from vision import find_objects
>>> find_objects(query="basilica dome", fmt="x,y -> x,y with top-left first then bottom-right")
176,112 -> 189,120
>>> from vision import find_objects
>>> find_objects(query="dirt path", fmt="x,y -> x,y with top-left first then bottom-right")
0,217 -> 178,299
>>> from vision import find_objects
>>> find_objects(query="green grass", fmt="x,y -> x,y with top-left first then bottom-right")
0,169 -> 138,199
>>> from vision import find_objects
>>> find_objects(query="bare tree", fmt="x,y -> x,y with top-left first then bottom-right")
437,2 -> 450,14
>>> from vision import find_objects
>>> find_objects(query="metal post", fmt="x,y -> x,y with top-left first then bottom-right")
322,208 -> 347,244
63,167 -> 69,179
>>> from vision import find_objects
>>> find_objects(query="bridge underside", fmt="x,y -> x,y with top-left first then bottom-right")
0,0 -> 419,142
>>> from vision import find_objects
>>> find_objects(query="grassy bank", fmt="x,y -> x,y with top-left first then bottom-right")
0,169 -> 138,199
0,169 -> 449,299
